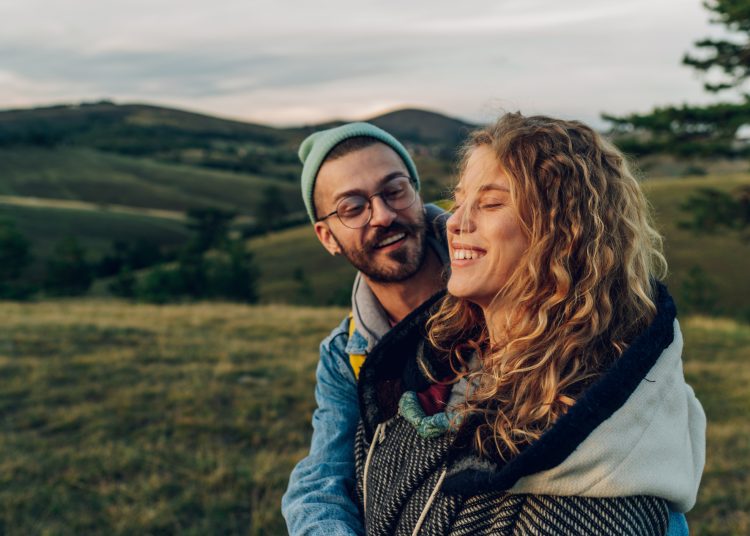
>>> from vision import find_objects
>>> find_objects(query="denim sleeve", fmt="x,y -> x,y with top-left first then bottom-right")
281,319 -> 364,536
666,511 -> 689,536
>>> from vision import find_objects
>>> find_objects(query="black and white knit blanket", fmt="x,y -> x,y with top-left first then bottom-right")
354,416 -> 669,536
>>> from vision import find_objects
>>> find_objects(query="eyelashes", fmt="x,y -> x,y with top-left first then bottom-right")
450,201 -> 505,213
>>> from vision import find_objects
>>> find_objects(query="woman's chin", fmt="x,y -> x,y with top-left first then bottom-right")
447,282 -> 476,302
446,280 -> 466,299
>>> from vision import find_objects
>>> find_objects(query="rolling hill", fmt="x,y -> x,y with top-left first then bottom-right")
0,101 -> 470,278
2,100 -> 747,318
0,146 -> 301,214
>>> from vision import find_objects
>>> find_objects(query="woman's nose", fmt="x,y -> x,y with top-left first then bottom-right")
446,203 -> 474,234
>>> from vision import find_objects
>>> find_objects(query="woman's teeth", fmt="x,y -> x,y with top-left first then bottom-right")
453,249 -> 484,260
377,232 -> 406,247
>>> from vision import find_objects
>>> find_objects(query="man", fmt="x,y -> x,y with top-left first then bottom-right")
281,122 -> 689,536
281,122 -> 449,535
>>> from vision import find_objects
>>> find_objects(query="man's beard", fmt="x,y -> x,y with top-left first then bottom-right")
331,216 -> 428,284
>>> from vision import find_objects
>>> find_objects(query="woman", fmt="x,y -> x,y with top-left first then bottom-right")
354,113 -> 705,535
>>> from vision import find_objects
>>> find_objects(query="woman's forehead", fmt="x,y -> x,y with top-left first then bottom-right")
456,146 -> 510,194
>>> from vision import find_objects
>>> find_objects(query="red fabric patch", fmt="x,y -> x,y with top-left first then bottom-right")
416,381 -> 452,416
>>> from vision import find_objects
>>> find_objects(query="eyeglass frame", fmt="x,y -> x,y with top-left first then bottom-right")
315,174 -> 418,229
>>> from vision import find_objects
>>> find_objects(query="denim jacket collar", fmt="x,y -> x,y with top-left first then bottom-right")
350,203 -> 450,354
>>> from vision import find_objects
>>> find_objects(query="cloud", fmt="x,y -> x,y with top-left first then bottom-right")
0,0 -> 721,126
0,41 -> 410,100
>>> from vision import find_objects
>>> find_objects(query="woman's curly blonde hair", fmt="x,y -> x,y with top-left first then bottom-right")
427,112 -> 668,460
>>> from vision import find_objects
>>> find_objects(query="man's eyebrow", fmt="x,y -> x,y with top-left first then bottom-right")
332,171 -> 409,202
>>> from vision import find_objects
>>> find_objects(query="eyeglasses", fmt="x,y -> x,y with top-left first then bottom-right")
316,175 -> 417,229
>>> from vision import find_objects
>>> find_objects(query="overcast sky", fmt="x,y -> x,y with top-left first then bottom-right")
0,0 -> 734,127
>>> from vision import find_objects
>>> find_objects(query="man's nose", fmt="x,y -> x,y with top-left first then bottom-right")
369,195 -> 397,227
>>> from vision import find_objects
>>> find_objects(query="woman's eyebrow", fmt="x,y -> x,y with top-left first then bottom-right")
453,184 -> 509,194
479,184 -> 510,193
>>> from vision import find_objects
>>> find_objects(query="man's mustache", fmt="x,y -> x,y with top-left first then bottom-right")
365,221 -> 424,252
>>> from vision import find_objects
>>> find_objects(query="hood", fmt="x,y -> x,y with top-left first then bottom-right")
358,283 -> 706,513
503,318 -> 705,512
351,203 -> 450,352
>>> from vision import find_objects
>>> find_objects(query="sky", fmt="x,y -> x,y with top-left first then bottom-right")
0,0 -> 734,128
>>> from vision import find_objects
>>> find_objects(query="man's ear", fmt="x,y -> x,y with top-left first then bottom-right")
313,222 -> 342,256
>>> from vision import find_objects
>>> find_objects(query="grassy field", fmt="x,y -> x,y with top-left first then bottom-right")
0,146 -> 302,214
0,300 -> 347,534
0,300 -> 747,535
248,226 -> 356,305
643,173 -> 750,317
0,204 -> 190,273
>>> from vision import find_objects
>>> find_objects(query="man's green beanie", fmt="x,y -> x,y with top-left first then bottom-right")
298,122 -> 420,223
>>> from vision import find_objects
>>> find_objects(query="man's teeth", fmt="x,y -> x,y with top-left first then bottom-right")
377,233 -> 406,247
453,249 -> 484,260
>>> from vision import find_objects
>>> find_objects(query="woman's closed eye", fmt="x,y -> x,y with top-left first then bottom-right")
478,197 -> 505,209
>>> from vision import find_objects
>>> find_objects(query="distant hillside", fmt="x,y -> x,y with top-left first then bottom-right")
0,101 -> 284,147
0,101 -> 472,278
367,108 -> 475,146
0,101 -> 301,180
0,101 -> 475,177
0,146 -> 301,214
247,225 -> 356,305
293,107 -> 475,150
0,203 -> 190,280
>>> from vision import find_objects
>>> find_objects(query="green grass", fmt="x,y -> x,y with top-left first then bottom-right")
248,225 -> 356,305
0,300 -> 348,535
0,301 -> 746,534
0,146 -> 302,214
644,174 -> 750,317
682,316 -> 750,535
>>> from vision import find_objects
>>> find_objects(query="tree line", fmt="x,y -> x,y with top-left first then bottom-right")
0,208 -> 260,303
602,0 -> 750,242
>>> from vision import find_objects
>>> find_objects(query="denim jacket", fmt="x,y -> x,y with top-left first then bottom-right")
281,316 -> 368,535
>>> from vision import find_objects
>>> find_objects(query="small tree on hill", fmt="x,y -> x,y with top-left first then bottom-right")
136,209 -> 260,304
255,185 -> 288,231
44,237 -> 92,296
680,265 -> 720,314
186,207 -> 236,253
108,267 -> 136,298
679,185 -> 750,241
207,239 -> 260,303
292,267 -> 314,305
0,219 -> 34,299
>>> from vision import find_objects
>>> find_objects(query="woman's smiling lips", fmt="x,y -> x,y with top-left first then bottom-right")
450,242 -> 487,266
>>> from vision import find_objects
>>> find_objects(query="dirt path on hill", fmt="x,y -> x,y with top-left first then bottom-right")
0,195 -> 187,221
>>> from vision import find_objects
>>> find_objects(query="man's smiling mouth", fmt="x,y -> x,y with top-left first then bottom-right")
375,232 -> 407,249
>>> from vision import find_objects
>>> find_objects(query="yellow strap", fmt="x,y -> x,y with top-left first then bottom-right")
348,312 -> 366,380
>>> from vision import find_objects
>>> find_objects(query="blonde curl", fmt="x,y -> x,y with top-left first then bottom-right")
428,112 -> 667,460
